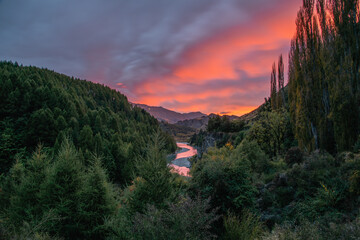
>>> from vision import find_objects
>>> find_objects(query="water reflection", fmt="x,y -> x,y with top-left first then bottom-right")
169,142 -> 197,177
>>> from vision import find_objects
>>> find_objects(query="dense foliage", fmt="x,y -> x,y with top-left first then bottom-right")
288,0 -> 360,153
188,0 -> 360,238
1,0 -> 360,239
0,61 -> 176,183
207,115 -> 245,133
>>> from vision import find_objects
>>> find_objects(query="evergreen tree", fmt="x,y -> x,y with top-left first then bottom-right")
77,156 -> 116,239
40,139 -> 84,238
125,132 -> 176,213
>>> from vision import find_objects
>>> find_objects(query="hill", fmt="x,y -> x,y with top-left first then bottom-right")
0,61 -> 176,183
134,103 -> 206,124
176,113 -> 241,130
159,121 -> 197,142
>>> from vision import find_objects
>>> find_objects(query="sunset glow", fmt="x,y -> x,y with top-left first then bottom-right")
0,0 -> 302,116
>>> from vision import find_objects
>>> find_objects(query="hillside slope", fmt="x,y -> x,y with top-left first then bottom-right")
0,61 -> 176,183
135,103 -> 206,124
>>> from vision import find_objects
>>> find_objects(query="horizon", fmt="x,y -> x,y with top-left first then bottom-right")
134,102 -> 244,117
0,0 -> 301,116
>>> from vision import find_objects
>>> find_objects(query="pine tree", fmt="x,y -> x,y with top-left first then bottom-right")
126,132 -> 175,213
40,139 -> 84,238
78,156 -> 116,239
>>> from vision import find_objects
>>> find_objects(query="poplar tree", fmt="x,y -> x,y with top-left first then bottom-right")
270,63 -> 277,110
288,0 -> 360,152
277,54 -> 285,109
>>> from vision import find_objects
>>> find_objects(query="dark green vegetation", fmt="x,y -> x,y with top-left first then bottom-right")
160,121 -> 197,142
288,0 -> 360,153
189,0 -> 360,239
0,62 -> 194,239
0,61 -> 176,183
1,0 -> 360,239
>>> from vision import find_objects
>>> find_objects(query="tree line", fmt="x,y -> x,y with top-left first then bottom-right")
288,0 -> 360,153
0,61 -> 176,183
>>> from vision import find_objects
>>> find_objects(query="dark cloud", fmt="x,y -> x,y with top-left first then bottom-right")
0,0 -> 301,115
1,0 -> 247,80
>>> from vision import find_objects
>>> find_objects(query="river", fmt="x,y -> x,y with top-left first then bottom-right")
169,142 -> 197,177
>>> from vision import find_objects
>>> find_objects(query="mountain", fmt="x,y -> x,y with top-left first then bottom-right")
0,61 -> 176,182
134,103 -> 206,124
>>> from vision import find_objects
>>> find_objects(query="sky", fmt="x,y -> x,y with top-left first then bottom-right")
0,0 -> 301,116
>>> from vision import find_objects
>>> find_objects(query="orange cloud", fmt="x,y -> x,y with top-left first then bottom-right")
131,0 -> 301,115
116,82 -> 126,88
218,106 -> 258,116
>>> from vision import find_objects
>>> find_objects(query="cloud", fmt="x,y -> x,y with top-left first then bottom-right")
0,0 -> 302,115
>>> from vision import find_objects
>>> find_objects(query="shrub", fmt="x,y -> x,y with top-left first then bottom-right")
223,210 -> 263,240
106,197 -> 219,240
285,147 -> 303,166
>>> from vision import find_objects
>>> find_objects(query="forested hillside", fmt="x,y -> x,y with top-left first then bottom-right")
188,0 -> 360,239
1,0 -> 360,239
0,61 -> 176,182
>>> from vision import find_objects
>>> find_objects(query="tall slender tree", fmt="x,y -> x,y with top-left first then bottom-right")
277,54 -> 285,109
288,0 -> 360,152
270,62 -> 277,110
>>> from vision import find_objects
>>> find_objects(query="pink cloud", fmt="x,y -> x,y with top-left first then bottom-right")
129,0 -> 301,115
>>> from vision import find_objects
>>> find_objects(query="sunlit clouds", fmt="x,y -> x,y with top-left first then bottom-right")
0,0 -> 301,116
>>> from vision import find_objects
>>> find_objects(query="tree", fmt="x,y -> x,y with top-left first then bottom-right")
124,132 -> 176,213
79,125 -> 94,152
190,146 -> 257,215
40,139 -> 84,238
77,157 -> 116,239
288,0 -> 360,152
248,110 -> 290,157
270,63 -> 277,110
27,108 -> 57,148
277,54 -> 285,109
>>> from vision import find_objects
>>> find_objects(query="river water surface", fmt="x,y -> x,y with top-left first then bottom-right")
169,142 -> 197,177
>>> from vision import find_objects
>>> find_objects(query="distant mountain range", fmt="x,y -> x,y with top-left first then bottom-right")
134,103 -> 207,124
133,103 -> 250,129
133,103 -> 262,142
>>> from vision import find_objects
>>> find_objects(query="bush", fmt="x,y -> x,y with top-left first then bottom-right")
223,210 -> 263,240
285,147 -> 303,166
106,197 -> 219,240
264,218 -> 360,240
232,139 -> 268,173
189,146 -> 257,215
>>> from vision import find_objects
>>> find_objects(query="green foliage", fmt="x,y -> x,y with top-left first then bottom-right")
121,133 -> 178,214
248,109 -> 292,157
189,145 -> 257,215
288,0 -> 360,153
224,210 -> 263,240
232,139 -> 268,173
265,218 -> 360,240
207,115 -> 245,133
77,156 -> 116,239
270,62 -> 277,110
0,61 -> 176,183
1,139 -> 117,239
257,150 -> 360,228
106,197 -> 219,240
284,147 -> 304,166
